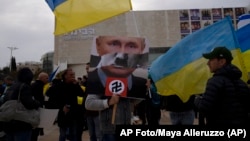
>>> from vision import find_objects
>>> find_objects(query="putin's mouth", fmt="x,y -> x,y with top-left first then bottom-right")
111,64 -> 124,68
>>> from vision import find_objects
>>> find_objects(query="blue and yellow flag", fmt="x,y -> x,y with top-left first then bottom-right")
236,14 -> 250,73
237,24 -> 250,72
45,0 -> 132,35
149,16 -> 248,102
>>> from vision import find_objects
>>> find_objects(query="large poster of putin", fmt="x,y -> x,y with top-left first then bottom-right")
86,35 -> 149,99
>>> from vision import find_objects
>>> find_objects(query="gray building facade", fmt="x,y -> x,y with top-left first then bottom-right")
53,8 -> 247,77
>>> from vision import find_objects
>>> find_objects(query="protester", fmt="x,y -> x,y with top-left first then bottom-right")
52,68 -> 86,141
77,77 -> 83,85
2,67 -> 41,141
0,76 -> 15,105
194,46 -> 250,126
133,100 -> 146,125
145,74 -> 161,126
164,95 -> 196,125
81,75 -> 88,87
31,72 -> 49,141
3,76 -> 14,91
85,36 -> 148,141
84,62 -> 102,141
45,77 -> 62,109
0,80 -> 4,96
0,76 -> 15,140
133,74 -> 161,126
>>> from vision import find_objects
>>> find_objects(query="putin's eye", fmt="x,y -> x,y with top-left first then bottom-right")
126,43 -> 138,49
109,41 -> 121,48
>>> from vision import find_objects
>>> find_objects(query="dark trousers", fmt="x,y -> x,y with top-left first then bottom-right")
31,128 -> 43,141
59,120 -> 84,141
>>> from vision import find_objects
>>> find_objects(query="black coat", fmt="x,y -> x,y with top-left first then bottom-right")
194,64 -> 250,126
165,95 -> 195,112
52,82 -> 86,127
31,80 -> 45,107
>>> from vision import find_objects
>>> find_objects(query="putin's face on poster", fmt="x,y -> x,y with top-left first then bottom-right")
87,35 -> 148,98
95,36 -> 147,78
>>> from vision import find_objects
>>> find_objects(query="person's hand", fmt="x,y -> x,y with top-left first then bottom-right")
146,79 -> 151,89
63,105 -> 70,114
108,94 -> 120,106
133,120 -> 143,125
131,116 -> 143,125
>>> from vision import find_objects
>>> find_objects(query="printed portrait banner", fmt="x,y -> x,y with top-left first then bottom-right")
86,35 -> 149,99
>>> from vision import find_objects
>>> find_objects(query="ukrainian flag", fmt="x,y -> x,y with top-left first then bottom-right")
237,14 -> 250,73
149,16 -> 248,102
46,0 -> 132,35
237,24 -> 250,72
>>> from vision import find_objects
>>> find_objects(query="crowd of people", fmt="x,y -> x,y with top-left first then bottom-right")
0,44 -> 249,141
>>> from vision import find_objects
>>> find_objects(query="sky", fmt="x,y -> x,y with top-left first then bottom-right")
0,0 -> 249,69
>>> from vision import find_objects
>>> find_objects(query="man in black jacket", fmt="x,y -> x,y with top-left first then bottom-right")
31,72 -> 49,141
194,46 -> 250,126
55,68 -> 86,141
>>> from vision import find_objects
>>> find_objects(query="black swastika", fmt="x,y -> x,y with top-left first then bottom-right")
111,81 -> 123,93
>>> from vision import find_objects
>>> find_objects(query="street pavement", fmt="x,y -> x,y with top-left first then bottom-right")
38,110 -> 198,141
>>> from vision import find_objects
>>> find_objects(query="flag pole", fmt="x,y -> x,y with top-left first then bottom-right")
111,104 -> 117,124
